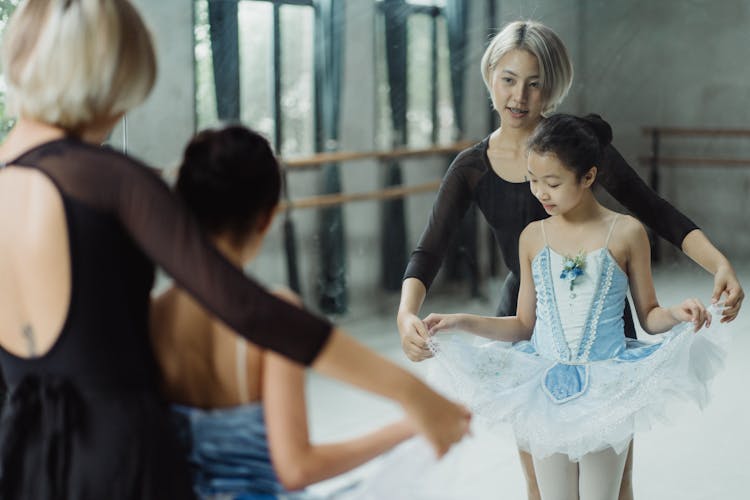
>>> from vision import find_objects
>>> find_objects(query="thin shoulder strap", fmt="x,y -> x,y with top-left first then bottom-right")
540,219 -> 549,245
235,337 -> 249,404
604,214 -> 620,247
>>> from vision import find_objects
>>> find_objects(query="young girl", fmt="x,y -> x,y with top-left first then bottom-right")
424,114 -> 730,500
151,126 -> 417,499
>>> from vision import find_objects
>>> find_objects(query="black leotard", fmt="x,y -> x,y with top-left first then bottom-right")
404,136 -> 698,326
0,138 -> 332,499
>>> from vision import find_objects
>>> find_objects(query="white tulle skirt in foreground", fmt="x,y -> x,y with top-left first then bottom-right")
425,315 -> 730,461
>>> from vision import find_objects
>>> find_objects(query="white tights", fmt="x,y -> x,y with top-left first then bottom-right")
532,443 -> 630,500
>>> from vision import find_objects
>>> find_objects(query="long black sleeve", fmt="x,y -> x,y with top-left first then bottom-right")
403,145 -> 482,290
19,139 -> 332,366
598,144 -> 699,247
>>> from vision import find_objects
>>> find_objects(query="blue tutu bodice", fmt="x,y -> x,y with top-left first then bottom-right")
522,246 -> 661,404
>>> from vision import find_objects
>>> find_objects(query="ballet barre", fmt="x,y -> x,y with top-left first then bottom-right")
639,126 -> 750,261
281,140 -> 475,170
277,180 -> 442,211
277,140 -> 475,297
278,140 -> 475,209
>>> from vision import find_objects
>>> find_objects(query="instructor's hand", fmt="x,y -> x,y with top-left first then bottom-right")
712,264 -> 744,323
397,311 -> 433,362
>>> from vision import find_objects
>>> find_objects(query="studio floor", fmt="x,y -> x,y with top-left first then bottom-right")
304,261 -> 750,500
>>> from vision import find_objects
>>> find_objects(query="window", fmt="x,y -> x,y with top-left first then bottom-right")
194,0 -> 316,156
375,0 -> 455,149
0,0 -> 20,140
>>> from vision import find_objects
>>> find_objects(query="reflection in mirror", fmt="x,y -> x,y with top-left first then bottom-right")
405,7 -> 453,146
194,0 -> 315,157
186,3 -> 749,499
375,0 -> 457,149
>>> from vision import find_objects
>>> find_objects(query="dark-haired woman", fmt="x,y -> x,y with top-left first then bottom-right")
423,113 -> 729,500
152,126 -> 416,499
397,20 -> 743,500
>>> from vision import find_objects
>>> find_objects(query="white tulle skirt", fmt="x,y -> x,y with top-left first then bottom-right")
425,317 -> 730,461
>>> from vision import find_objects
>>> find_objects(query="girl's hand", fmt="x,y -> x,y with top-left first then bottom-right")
712,265 -> 744,323
670,298 -> 712,332
423,313 -> 460,336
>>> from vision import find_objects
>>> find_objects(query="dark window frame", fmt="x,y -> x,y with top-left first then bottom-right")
195,0 -> 317,155
376,0 -> 450,147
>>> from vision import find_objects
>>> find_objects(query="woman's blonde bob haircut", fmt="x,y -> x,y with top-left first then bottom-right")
481,20 -> 573,116
2,0 -> 156,132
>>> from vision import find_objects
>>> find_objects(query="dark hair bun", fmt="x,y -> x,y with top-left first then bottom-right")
176,125 -> 281,240
581,114 -> 613,147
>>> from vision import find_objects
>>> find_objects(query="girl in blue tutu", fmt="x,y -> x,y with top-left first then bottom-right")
424,114 -> 729,500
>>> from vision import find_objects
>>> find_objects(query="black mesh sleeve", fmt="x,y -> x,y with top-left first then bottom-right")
115,157 -> 332,365
403,148 -> 479,290
30,141 -> 333,366
598,144 -> 699,247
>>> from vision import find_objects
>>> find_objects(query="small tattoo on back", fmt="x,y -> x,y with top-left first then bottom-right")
21,324 -> 36,357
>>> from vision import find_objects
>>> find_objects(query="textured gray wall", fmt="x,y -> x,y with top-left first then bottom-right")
111,0 -> 195,171
578,0 -> 750,259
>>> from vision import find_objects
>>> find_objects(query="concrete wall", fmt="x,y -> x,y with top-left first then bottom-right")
126,0 -> 750,314
111,0 -> 195,170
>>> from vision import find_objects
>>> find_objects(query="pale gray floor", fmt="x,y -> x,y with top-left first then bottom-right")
305,261 -> 750,500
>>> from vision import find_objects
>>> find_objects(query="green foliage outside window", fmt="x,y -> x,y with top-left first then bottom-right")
0,0 -> 19,140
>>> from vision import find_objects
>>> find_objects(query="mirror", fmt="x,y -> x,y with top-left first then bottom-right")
0,1 -> 745,497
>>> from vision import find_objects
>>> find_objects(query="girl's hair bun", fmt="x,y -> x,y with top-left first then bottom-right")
527,113 -> 613,180
580,114 -> 613,147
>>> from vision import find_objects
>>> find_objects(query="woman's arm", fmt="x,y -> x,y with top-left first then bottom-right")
398,148 -> 481,361
599,145 -> 743,321
598,145 -> 698,247
311,330 -> 469,457
397,278 -> 432,361
681,230 -> 743,322
422,223 -> 538,342
624,217 -> 710,333
402,148 -> 481,291
263,352 -> 415,491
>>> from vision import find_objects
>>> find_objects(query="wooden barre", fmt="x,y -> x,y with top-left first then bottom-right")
638,156 -> 750,167
642,127 -> 750,138
278,179 -> 442,211
282,140 -> 476,169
